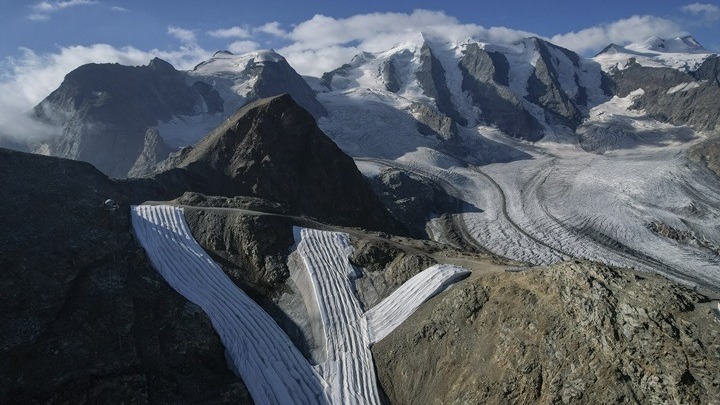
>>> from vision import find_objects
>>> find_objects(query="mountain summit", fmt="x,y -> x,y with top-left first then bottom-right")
154,94 -> 402,232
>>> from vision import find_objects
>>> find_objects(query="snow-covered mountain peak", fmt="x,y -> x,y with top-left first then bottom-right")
192,49 -> 286,76
594,35 -> 714,72
627,35 -> 709,54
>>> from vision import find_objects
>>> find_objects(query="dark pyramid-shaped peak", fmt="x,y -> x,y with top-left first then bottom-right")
148,57 -> 176,73
213,50 -> 234,57
156,94 -> 404,233
595,43 -> 625,57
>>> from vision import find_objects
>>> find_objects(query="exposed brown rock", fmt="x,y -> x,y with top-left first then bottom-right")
373,261 -> 720,404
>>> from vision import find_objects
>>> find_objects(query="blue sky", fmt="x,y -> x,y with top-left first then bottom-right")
2,0 -> 719,62
0,0 -> 719,139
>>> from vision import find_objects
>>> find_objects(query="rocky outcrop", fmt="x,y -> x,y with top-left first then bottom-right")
127,128 -> 174,178
608,60 -> 720,132
416,43 -> 467,126
183,208 -> 295,298
373,261 -> 720,404
647,221 -> 720,255
0,148 -> 251,404
459,43 -> 543,141
689,133 -> 720,176
525,38 -> 584,129
320,63 -> 353,89
31,58 -> 223,178
369,168 -> 467,238
407,102 -> 458,141
350,237 -> 437,309
155,94 -> 404,233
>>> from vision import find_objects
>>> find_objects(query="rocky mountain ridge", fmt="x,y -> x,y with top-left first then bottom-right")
14,34 -> 720,179
148,94 -> 402,232
29,50 -> 326,178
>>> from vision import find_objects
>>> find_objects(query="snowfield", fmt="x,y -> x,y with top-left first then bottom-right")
131,205 -> 471,404
593,36 -> 714,72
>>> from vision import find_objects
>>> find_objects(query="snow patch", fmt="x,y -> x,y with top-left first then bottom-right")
667,81 -> 701,95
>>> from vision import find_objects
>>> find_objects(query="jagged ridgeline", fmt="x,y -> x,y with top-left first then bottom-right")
22,35 -> 720,179
3,32 -> 720,405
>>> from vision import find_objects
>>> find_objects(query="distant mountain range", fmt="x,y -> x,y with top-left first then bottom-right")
16,34 -> 717,178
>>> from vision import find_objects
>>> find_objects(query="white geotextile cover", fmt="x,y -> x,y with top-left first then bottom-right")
131,205 -> 330,405
131,204 -> 470,404
365,264 -> 470,344
293,227 -> 470,404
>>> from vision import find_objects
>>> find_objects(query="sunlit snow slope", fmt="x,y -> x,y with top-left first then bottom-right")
315,37 -> 720,290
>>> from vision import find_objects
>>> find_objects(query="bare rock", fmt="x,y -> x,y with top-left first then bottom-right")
373,261 -> 720,404
0,148 -> 251,404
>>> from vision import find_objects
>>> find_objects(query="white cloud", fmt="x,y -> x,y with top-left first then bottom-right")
207,26 -> 251,39
681,2 -> 720,21
110,6 -> 128,12
27,13 -> 50,21
551,15 -> 686,54
227,40 -> 260,54
277,10 -> 533,76
256,21 -> 287,38
28,0 -> 96,21
167,26 -> 197,45
0,43 -> 211,143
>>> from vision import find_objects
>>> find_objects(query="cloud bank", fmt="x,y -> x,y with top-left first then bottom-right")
682,2 -> 720,22
0,44 -> 211,142
275,10 -> 533,75
550,15 -> 687,54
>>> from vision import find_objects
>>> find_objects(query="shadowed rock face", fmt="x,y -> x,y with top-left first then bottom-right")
30,52 -> 327,180
416,43 -> 467,126
0,148 -> 252,404
381,59 -> 401,93
31,58 -> 222,178
459,43 -> 543,141
154,94 -> 405,234
608,60 -> 720,132
373,261 -> 720,405
695,55 -> 720,86
689,133 -> 720,176
127,128 -> 175,178
525,39 -> 584,129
